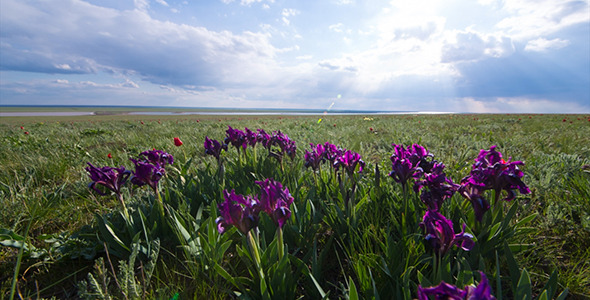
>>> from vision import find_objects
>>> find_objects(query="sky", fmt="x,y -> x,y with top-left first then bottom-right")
1,0 -> 589,113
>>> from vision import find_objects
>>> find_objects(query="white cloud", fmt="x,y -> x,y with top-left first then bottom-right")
524,38 -> 570,52
495,0 -> 590,40
450,96 -> 590,113
329,23 -> 345,33
0,0 -> 285,87
154,0 -> 168,7
281,8 -> 299,26
441,31 -> 514,62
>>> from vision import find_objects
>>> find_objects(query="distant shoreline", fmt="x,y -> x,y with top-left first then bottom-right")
0,105 -> 423,116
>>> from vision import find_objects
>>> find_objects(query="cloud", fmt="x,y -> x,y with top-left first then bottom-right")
524,38 -> 570,52
154,0 -> 169,6
450,97 -> 590,113
494,0 -> 589,40
281,8 -> 299,25
441,31 -> 514,63
0,0 -> 284,88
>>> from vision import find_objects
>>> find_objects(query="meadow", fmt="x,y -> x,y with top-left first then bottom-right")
0,113 -> 589,299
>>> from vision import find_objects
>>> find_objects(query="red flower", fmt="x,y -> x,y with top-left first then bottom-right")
369,127 -> 374,131
20,126 -> 24,130
174,137 -> 183,147
563,119 -> 567,122
24,131 -> 29,135
108,153 -> 112,158
140,121 -> 144,124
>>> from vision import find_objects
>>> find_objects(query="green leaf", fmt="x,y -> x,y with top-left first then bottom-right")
541,270 -> 558,300
537,290 -> 548,300
503,241 -> 520,292
348,276 -> 359,300
487,222 -> 502,242
515,213 -> 537,227
515,268 -> 531,300
555,288 -> 569,300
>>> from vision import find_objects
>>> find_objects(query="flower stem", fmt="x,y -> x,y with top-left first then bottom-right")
277,226 -> 284,261
247,230 -> 264,279
117,193 -> 130,220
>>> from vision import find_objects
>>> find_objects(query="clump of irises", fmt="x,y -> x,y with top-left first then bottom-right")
417,272 -> 495,300
216,178 -> 294,235
420,210 -> 474,257
86,149 -> 174,218
304,142 -> 364,175
216,178 -> 293,262
387,144 -> 473,261
458,145 -> 531,221
206,126 -> 297,165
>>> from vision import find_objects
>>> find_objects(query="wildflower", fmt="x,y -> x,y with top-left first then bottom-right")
414,163 -> 459,211
256,129 -> 271,150
130,149 -> 173,191
216,189 -> 260,235
334,150 -> 365,175
138,149 -> 174,167
130,158 -> 165,191
420,210 -> 474,256
458,182 -> 490,221
107,153 -> 112,159
24,131 -> 29,135
268,131 -> 297,161
225,126 -> 247,151
20,126 -> 24,130
256,179 -> 294,228
461,146 -> 530,207
173,137 -> 183,147
204,136 -> 227,161
244,127 -> 258,147
85,163 -> 130,196
324,142 -> 343,165
304,143 -> 326,171
417,272 -> 495,300
389,144 -> 428,190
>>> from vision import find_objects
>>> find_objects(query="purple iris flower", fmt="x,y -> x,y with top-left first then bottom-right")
85,163 -> 131,196
304,143 -> 326,171
225,126 -> 247,151
256,178 -> 294,228
334,150 -> 365,175
459,146 -> 531,220
268,131 -> 297,161
408,143 -> 435,173
244,127 -> 258,147
417,272 -> 495,300
204,136 -> 227,161
323,142 -> 343,165
138,149 -> 174,167
130,158 -> 166,191
129,149 -> 173,192
216,189 -> 260,235
414,163 -> 459,211
458,178 -> 490,222
472,146 -> 531,199
417,281 -> 466,300
256,129 -> 272,150
420,210 -> 474,256
389,144 -> 428,190
464,272 -> 495,299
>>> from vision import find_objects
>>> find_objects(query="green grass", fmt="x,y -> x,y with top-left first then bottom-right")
1,113 -> 589,299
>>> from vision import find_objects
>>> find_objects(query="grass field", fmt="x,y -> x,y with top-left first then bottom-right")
1,112 -> 589,299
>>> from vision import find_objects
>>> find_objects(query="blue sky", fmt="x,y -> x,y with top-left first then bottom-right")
1,0 -> 589,113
